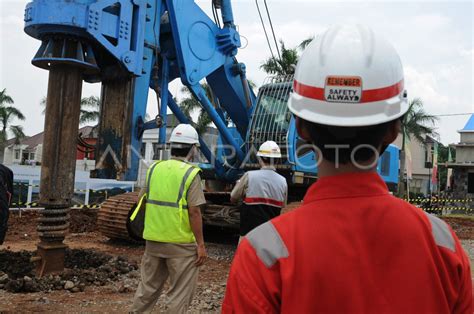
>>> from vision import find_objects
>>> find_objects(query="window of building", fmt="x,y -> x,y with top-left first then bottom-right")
14,149 -> 20,160
29,153 -> 35,160
152,143 -> 160,160
468,173 -> 474,194
140,143 -> 146,159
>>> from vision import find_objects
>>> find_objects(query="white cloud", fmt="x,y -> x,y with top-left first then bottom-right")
411,14 -> 451,30
404,65 -> 450,111
0,14 -> 23,27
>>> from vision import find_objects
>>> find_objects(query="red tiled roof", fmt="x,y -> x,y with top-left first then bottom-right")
7,125 -> 96,149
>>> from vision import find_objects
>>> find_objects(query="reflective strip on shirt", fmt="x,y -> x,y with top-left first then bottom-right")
245,169 -> 287,208
146,199 -> 188,210
423,212 -> 455,252
177,167 -> 196,203
244,197 -> 284,207
246,221 -> 289,268
146,161 -> 161,196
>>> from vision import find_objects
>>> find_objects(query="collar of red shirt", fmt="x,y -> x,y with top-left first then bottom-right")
303,172 -> 390,203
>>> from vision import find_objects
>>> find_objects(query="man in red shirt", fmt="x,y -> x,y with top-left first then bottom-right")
223,25 -> 472,313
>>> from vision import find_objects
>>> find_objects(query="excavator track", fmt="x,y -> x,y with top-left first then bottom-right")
98,192 -> 303,240
97,192 -> 139,240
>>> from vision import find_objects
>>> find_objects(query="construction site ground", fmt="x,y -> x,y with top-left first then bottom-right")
1,209 -> 473,312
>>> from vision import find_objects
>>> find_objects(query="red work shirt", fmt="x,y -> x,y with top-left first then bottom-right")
223,172 -> 472,313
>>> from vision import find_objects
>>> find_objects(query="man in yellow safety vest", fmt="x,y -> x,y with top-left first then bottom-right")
131,124 -> 207,313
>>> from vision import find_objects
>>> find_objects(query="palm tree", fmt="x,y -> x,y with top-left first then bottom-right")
399,98 -> 439,197
298,36 -> 315,50
40,95 -> 100,125
78,96 -> 100,124
0,89 -> 14,107
0,89 -> 26,144
260,37 -> 316,76
261,40 -> 298,75
179,83 -> 216,134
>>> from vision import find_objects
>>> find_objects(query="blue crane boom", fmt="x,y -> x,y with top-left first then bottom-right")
25,0 -> 256,183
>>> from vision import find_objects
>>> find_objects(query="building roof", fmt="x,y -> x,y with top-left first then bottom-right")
7,125 -> 96,149
459,114 -> 474,133
77,125 -> 97,138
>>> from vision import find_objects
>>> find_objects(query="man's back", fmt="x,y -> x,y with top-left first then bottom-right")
245,168 -> 287,207
223,173 -> 472,313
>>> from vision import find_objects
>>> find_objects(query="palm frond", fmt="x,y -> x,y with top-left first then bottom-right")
9,125 -> 25,144
260,40 -> 299,75
195,112 -> 213,134
5,106 -> 25,121
40,97 -> 47,114
402,98 -> 439,144
298,36 -> 315,50
0,89 -> 14,106
79,109 -> 100,124
80,96 -> 100,108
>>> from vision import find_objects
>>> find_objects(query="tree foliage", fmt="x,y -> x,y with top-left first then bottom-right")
0,89 -> 26,144
41,95 -> 101,125
179,83 -> 215,134
260,37 -> 315,76
260,40 -> 298,75
399,98 -> 439,196
402,98 -> 439,144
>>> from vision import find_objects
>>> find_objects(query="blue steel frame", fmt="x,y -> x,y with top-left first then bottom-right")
24,0 -> 399,185
24,0 -> 255,181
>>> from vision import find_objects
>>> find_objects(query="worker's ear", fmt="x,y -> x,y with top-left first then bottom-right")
295,117 -> 312,142
382,119 -> 401,146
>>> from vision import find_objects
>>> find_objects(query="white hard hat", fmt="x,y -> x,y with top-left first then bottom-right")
169,124 -> 200,146
288,24 -> 408,127
257,141 -> 282,158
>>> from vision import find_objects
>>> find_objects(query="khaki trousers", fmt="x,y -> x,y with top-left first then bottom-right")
131,243 -> 198,313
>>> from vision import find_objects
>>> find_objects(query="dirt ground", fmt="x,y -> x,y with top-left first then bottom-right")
0,209 -> 473,313
1,210 -> 235,312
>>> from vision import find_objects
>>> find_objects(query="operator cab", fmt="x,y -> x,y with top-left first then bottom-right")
246,76 -> 400,192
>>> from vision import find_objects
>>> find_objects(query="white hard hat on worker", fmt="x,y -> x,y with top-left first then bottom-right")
257,141 -> 282,158
169,124 -> 200,146
288,24 -> 408,127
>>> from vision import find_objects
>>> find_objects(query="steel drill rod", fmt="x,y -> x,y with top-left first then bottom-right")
34,65 -> 83,276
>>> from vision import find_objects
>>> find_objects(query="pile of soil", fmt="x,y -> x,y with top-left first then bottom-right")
441,216 -> 474,239
6,208 -> 97,240
69,208 -> 97,233
0,249 -> 138,293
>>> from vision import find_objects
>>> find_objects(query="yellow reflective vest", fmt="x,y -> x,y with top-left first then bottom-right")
140,159 -> 201,243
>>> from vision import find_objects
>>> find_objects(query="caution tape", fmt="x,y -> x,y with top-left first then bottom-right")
404,198 -> 473,203
419,207 -> 473,212
10,202 -> 101,209
13,182 -> 108,194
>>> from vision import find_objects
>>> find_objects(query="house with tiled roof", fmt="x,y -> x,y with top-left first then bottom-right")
448,114 -> 474,198
3,126 -> 97,167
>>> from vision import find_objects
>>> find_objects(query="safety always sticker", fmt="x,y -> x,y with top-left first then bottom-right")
324,76 -> 362,103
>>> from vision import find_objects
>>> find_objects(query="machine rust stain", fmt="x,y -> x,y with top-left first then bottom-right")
94,79 -> 134,180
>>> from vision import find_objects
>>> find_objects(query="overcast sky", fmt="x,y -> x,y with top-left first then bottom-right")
1,0 -> 472,145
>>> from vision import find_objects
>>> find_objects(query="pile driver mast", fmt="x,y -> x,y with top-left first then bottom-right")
24,0 -> 255,275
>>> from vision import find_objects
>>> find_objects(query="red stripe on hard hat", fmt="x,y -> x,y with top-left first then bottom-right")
293,80 -> 404,103
293,80 -> 325,100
